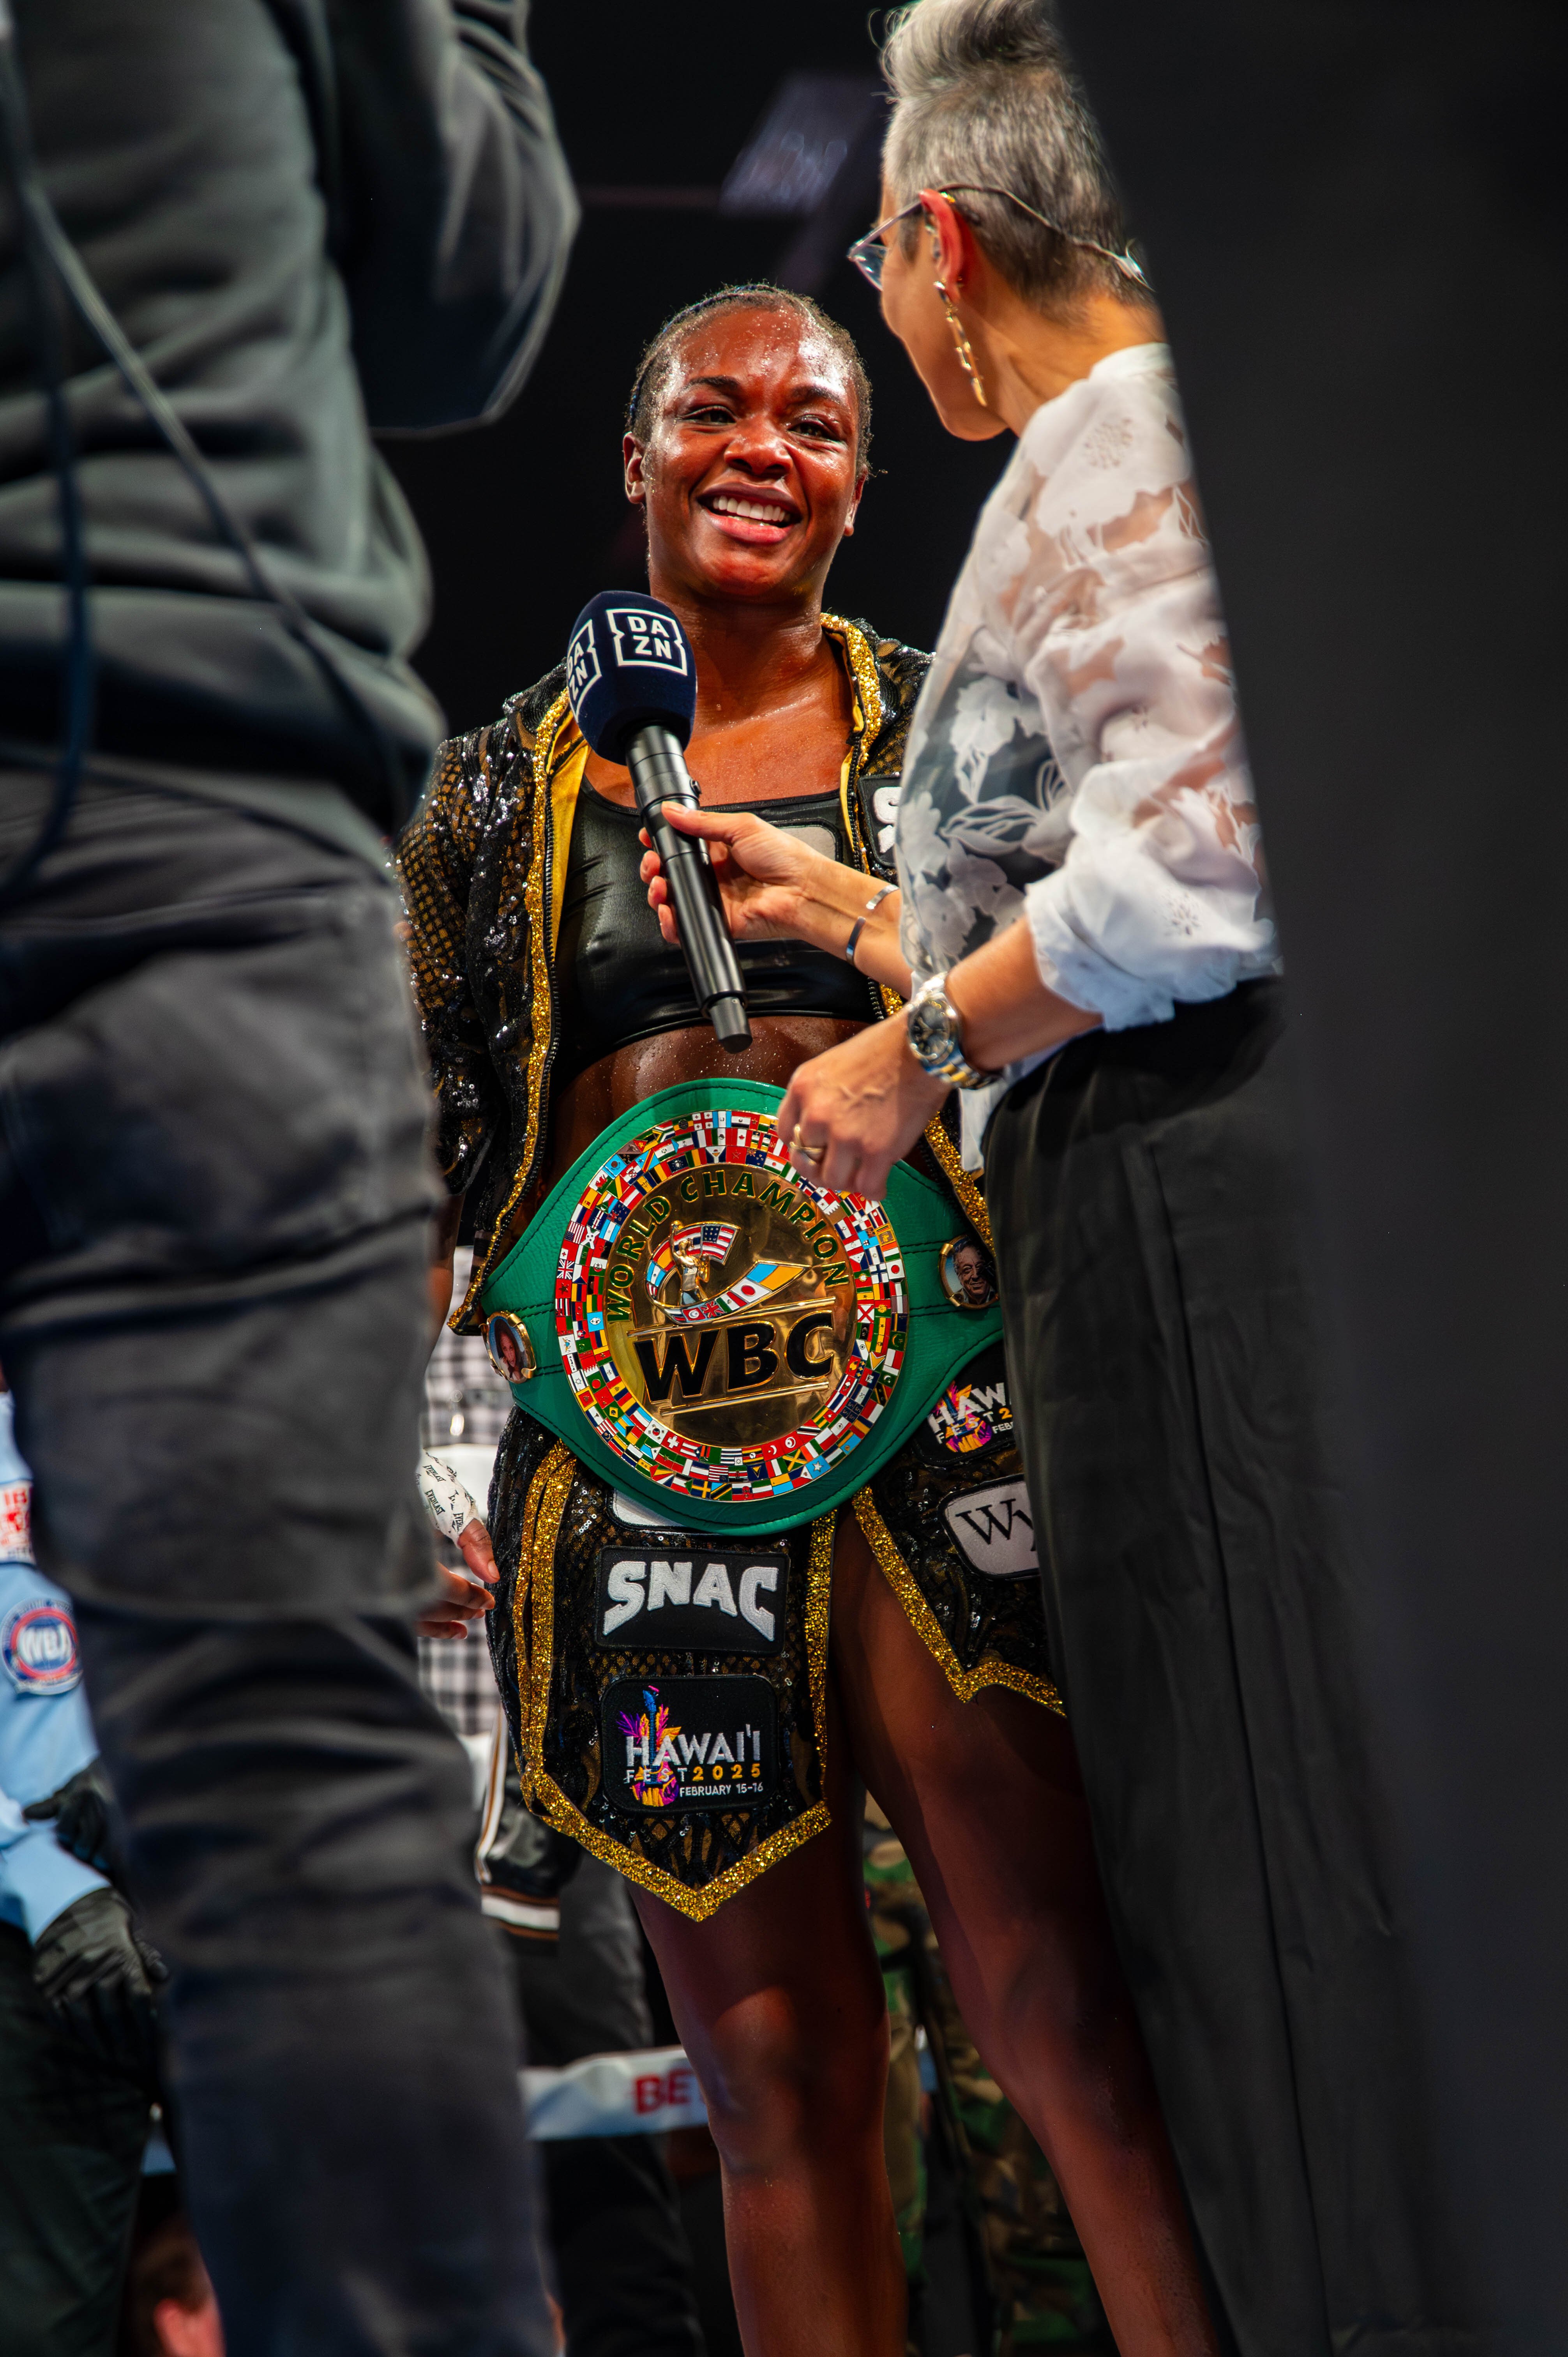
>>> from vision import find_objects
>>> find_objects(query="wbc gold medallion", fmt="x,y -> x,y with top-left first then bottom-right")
555,1108 -> 906,1506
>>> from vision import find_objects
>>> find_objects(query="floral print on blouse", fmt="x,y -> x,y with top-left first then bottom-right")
895,342 -> 1279,1161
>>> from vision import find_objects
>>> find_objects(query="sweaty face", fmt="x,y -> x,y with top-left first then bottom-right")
628,309 -> 864,603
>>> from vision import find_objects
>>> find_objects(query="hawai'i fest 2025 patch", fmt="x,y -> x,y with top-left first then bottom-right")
600,1674 -> 780,1814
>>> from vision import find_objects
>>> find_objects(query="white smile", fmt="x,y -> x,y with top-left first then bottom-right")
706,494 -> 796,526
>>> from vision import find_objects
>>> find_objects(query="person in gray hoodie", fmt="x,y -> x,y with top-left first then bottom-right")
0,7 -> 576,2350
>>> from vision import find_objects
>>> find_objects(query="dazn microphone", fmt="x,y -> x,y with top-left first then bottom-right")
566,592 -> 751,1052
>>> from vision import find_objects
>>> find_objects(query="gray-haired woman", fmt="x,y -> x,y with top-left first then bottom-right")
652,5 -> 1474,2352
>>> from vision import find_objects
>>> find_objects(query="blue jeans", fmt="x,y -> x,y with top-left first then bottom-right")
0,773 -> 551,2356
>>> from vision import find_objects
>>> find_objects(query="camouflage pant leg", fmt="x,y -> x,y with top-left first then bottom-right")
864,1799 -> 1111,2356
926,1948 -> 1109,2352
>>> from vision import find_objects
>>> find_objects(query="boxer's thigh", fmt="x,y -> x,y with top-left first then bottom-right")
829,1510 -> 1114,2040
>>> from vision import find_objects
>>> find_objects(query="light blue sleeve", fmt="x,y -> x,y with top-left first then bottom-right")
0,1557 -> 108,1939
0,1790 -> 105,1940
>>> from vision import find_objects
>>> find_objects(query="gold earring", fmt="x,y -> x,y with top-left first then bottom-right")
934,277 -> 988,409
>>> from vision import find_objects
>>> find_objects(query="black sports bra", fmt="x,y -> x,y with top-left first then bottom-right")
552,780 -> 875,1090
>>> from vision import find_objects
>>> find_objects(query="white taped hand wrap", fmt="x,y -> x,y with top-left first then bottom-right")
418,1452 -> 481,1544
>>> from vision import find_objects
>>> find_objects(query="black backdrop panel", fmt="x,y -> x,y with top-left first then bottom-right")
1057,4 -> 1568,2345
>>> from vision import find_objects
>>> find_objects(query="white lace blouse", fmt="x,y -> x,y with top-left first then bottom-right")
895,341 -> 1278,1163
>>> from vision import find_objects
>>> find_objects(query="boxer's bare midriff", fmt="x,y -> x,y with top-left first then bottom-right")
538,1014 -> 865,1195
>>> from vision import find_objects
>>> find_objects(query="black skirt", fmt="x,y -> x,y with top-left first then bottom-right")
986,980 -> 1478,2357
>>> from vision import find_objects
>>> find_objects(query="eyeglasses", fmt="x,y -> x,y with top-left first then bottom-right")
846,185 -> 1150,296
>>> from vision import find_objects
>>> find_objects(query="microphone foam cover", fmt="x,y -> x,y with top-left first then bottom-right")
566,592 -> 697,762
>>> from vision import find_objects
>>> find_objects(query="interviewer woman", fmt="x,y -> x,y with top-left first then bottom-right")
403,283 -> 1218,2357
652,6 -> 1474,2353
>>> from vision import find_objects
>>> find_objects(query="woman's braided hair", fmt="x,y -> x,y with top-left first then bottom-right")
625,284 -> 873,474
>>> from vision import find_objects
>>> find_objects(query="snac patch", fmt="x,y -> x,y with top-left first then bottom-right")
1,1597 -> 81,1694
594,1548 -> 786,1654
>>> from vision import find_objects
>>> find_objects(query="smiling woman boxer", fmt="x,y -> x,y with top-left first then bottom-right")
398,288 -> 1216,2357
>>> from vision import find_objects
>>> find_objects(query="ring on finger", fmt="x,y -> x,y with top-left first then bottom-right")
791,1121 -> 826,1166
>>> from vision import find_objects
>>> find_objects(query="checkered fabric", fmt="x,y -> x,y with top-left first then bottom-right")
418,1624 -> 501,1739
418,1249 -> 507,1739
422,1247 -> 515,1450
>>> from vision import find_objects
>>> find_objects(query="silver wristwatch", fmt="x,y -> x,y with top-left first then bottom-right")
905,973 -> 992,1090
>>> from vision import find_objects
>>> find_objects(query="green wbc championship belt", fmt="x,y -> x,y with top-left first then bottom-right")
477,1078 -> 1002,1537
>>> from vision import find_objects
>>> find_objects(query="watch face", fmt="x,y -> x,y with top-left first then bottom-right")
908,986 -> 954,1066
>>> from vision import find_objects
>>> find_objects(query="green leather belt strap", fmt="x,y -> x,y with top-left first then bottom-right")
479,1078 -> 999,1536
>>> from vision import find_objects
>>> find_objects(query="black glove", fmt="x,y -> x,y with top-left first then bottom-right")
23,1756 -> 127,1888
31,1886 -> 166,2090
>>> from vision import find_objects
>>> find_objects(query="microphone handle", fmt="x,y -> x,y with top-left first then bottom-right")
626,725 -> 752,1053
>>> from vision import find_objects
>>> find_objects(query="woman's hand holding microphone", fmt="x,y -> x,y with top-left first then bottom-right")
638,801 -> 911,990
641,799 -> 1100,1199
638,799 -> 950,1197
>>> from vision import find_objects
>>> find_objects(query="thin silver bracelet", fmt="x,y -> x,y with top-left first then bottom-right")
844,883 -> 895,969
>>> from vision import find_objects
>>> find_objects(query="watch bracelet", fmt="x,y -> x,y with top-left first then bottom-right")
906,973 -> 993,1091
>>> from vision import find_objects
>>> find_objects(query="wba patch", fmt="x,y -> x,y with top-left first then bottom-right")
594,1549 -> 786,1653
1,1597 -> 81,1694
921,1341 -> 1014,1463
942,1479 -> 1038,1579
602,1676 -> 778,1813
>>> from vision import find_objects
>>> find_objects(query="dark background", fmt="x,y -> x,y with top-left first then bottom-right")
380,1 -> 1011,737
1050,5 -> 1568,2346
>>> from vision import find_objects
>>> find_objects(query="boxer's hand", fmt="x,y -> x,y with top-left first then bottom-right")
416,1451 -> 498,1638
418,1524 -> 497,1642
456,1516 -> 497,1588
